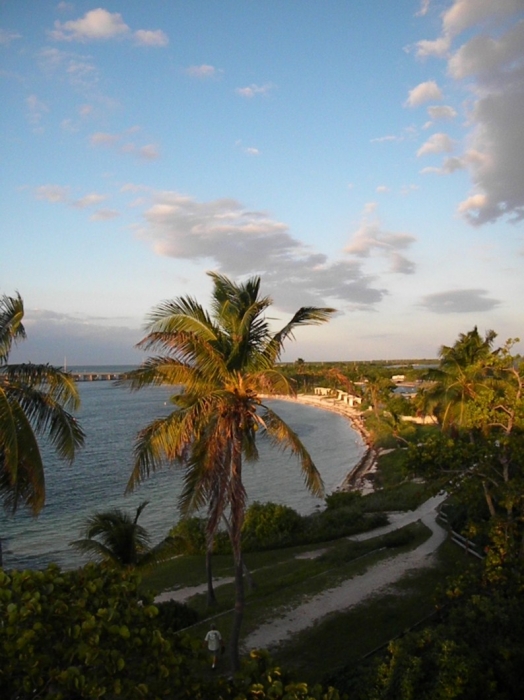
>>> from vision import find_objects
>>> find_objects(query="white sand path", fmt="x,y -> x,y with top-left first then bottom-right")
243,494 -> 447,652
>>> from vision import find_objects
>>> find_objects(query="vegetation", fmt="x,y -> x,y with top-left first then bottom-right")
2,303 -> 524,698
70,501 -> 177,569
0,293 -> 84,565
121,272 -> 334,670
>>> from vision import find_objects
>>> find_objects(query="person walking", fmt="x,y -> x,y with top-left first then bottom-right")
204,624 -> 223,670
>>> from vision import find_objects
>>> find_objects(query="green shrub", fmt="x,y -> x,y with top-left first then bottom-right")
156,598 -> 200,631
242,501 -> 303,550
0,564 -> 202,698
325,490 -> 363,511
169,516 -> 230,555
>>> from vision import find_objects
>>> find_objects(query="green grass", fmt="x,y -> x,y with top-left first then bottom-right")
272,541 -> 478,685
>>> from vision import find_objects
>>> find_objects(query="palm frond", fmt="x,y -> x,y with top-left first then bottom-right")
0,293 -> 26,365
0,401 -> 45,514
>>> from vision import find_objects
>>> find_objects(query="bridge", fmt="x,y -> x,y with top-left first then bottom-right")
72,372 -> 124,382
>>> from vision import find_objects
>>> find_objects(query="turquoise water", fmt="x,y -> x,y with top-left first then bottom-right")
1,378 -> 365,570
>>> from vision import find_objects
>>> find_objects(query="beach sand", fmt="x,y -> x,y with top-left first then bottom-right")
266,393 -> 378,492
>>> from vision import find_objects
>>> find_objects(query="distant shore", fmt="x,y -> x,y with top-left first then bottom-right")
265,393 -> 378,494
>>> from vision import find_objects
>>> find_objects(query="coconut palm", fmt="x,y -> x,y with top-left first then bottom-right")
420,327 -> 497,432
0,293 -> 84,522
71,501 -> 175,569
122,272 -> 334,670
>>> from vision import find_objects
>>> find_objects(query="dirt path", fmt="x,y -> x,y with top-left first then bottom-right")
242,494 -> 447,652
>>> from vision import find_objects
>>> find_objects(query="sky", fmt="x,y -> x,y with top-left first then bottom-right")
1,0 -> 524,365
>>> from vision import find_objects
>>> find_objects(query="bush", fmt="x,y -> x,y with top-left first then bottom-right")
325,490 -> 363,511
0,564 -> 202,698
156,598 -> 200,631
242,501 -> 303,550
169,516 -> 230,555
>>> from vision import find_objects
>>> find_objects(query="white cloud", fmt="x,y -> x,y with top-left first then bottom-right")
449,19 -> 524,80
38,47 -> 99,92
137,191 -> 390,310
90,209 -> 120,221
235,83 -> 274,98
89,131 -> 160,160
90,131 -> 119,147
427,105 -> 457,120
35,184 -> 69,203
416,0 -> 431,18
443,0 -> 522,36
417,132 -> 455,157
244,147 -> 260,156
133,29 -> 168,47
344,207 -> 416,274
371,134 -> 401,143
416,36 -> 451,59
0,29 -> 22,46
420,288 -> 500,313
138,144 -> 160,160
185,64 -> 220,79
376,185 -> 389,193
26,94 -> 49,125
50,8 -> 130,42
405,80 -> 443,107
421,156 -> 467,175
73,193 -> 106,208
49,8 -> 168,47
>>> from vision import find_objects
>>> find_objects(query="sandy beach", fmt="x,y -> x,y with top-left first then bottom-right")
266,393 -> 378,492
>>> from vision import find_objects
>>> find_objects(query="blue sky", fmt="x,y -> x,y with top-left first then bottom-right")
2,0 -> 523,364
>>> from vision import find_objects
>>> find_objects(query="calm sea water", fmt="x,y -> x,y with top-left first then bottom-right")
1,370 -> 364,570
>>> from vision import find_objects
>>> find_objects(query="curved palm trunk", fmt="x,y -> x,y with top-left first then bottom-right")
228,429 -> 245,673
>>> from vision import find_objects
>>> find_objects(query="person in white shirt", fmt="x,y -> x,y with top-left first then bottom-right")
204,624 -> 223,669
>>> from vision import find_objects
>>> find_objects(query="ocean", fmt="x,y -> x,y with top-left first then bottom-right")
0,369 -> 365,571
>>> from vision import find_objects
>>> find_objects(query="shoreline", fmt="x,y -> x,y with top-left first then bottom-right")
265,393 -> 378,494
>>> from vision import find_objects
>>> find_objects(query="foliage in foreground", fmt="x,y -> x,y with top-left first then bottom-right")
0,564 -> 201,699
0,563 -> 343,700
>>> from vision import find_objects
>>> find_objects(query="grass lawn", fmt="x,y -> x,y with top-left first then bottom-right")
142,518 -> 481,681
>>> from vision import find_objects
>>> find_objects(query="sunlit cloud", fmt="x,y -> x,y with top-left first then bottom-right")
89,130 -> 160,160
136,191 -> 390,311
0,29 -> 22,46
133,30 -> 168,47
415,1 -> 524,225
185,64 -> 222,79
49,8 -> 168,47
417,133 -> 455,157
73,193 -> 106,208
35,184 -> 69,203
344,205 -> 417,275
90,209 -> 120,221
235,83 -> 274,98
405,80 -> 443,107
427,105 -> 457,121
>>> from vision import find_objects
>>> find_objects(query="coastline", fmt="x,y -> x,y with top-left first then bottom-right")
265,393 -> 378,494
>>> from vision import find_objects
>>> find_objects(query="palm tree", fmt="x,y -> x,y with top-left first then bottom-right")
122,272 -> 334,670
70,501 -> 175,569
0,293 -> 84,563
421,327 -> 496,432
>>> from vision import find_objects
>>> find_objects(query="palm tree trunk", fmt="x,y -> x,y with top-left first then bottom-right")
229,554 -> 245,672
206,547 -> 218,607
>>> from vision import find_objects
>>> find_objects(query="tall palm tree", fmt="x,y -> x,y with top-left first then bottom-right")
122,272 -> 334,670
70,501 -> 175,569
0,293 -> 84,541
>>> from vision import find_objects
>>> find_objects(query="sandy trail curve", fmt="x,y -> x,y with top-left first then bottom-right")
243,494 -> 447,652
